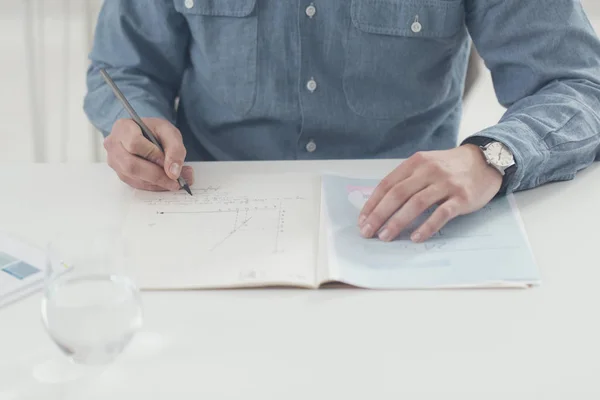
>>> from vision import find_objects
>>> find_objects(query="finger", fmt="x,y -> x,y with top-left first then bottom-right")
118,122 -> 165,166
378,184 -> 448,242
153,123 -> 186,180
114,144 -> 180,191
360,176 -> 427,238
359,159 -> 418,224
116,172 -> 167,192
410,198 -> 462,243
180,166 -> 195,186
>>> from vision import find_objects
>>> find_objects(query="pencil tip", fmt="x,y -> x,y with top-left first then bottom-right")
183,184 -> 193,196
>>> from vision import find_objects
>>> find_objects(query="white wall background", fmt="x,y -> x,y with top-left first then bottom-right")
0,0 -> 599,163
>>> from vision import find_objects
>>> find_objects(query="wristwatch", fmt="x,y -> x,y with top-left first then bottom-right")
462,136 -> 517,194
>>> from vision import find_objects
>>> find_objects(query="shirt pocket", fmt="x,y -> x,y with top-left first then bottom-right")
343,0 -> 466,120
173,0 -> 258,116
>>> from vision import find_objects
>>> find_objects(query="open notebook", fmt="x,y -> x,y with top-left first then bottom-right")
121,173 -> 540,289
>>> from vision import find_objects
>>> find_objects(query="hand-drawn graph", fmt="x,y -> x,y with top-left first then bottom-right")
121,174 -> 319,288
142,185 -> 308,255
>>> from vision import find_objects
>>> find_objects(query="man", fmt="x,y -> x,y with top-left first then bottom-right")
85,0 -> 600,243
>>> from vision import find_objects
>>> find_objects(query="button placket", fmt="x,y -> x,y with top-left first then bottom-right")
299,3 -> 321,157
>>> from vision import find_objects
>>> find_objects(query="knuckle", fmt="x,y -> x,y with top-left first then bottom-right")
103,137 -> 112,151
454,186 -> 471,204
438,204 -> 456,220
378,177 -> 394,193
411,151 -> 427,163
446,177 -> 464,192
122,158 -> 138,175
412,194 -> 429,211
389,184 -> 407,203
429,160 -> 445,174
121,135 -> 138,154
424,159 -> 447,177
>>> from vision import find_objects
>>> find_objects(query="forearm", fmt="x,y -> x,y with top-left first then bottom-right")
468,78 -> 600,192
465,0 -> 600,193
83,0 -> 189,137
84,66 -> 177,137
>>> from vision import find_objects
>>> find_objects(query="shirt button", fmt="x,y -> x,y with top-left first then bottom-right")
306,78 -> 317,92
411,21 -> 422,33
306,140 -> 317,153
305,4 -> 316,18
185,0 -> 194,9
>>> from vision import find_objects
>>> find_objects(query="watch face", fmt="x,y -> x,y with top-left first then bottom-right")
486,142 -> 514,167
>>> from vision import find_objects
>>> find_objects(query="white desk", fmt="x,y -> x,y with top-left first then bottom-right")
1,160 -> 599,399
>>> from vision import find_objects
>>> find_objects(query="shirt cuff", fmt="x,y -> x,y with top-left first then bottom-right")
461,119 -> 546,193
91,96 -> 175,138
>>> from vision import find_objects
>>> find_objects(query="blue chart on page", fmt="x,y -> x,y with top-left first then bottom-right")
0,252 -> 40,280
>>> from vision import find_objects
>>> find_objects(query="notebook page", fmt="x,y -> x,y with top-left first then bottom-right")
321,175 -> 540,289
121,173 -> 320,289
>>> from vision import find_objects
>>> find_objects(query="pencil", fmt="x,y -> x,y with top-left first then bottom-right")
99,68 -> 192,196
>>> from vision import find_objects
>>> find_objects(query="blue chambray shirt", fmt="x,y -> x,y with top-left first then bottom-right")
84,0 -> 600,193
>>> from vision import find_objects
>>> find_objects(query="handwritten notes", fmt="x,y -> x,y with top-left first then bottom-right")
121,174 -> 320,289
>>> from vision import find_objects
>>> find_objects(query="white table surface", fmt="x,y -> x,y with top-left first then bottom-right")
1,160 -> 599,399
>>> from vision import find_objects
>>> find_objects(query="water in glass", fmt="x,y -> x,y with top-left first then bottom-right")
42,233 -> 143,366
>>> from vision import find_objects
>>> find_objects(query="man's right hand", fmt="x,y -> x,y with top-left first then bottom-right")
104,118 -> 195,191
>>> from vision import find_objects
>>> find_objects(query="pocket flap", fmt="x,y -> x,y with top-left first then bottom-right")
351,0 -> 464,38
173,0 -> 257,17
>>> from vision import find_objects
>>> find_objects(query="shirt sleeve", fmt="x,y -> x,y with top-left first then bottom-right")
83,1 -> 190,136
463,0 -> 600,193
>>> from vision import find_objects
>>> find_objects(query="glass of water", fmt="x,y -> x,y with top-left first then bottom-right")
41,232 -> 143,367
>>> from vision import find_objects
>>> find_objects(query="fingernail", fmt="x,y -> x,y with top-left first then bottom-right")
358,214 -> 366,226
170,163 -> 181,177
411,231 -> 422,242
378,228 -> 391,242
360,224 -> 373,238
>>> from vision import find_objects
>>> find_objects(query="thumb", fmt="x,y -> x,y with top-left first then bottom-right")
154,122 -> 187,180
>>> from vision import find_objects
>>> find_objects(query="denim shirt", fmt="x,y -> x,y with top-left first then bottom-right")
84,0 -> 600,193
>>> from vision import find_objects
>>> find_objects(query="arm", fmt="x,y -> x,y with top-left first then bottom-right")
463,0 -> 600,193
83,0 -> 190,136
358,1 -> 600,243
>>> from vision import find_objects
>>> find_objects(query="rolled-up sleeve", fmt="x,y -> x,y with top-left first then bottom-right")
83,0 -> 190,136
464,0 -> 600,192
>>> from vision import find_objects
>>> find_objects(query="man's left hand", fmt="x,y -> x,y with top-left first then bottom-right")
358,145 -> 503,242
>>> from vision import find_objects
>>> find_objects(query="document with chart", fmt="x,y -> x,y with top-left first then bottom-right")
321,175 -> 540,289
121,173 -> 540,289
0,233 -> 46,308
